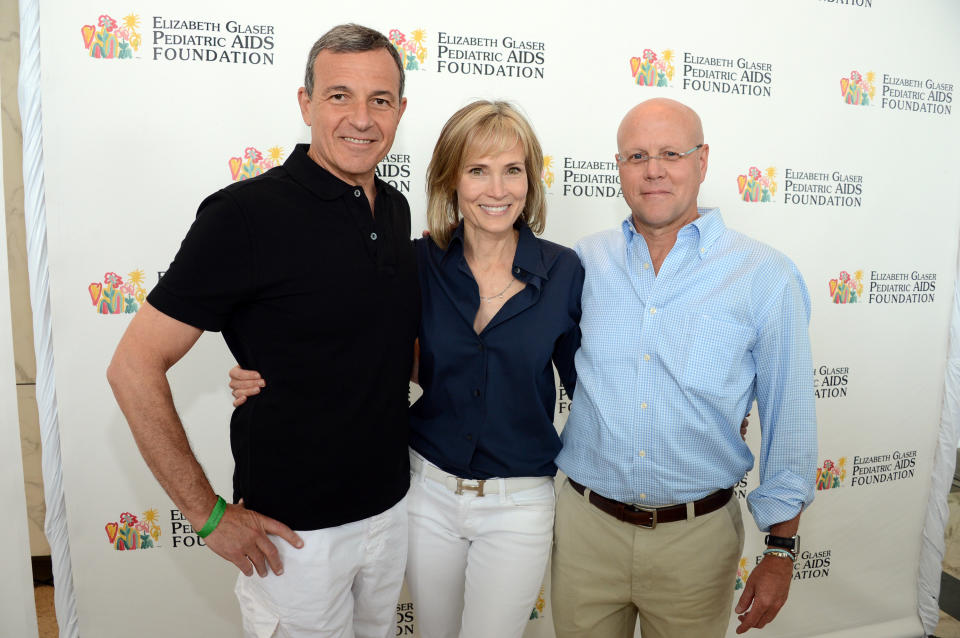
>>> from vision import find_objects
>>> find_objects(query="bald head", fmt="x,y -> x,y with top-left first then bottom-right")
614,97 -> 709,239
617,98 -> 704,150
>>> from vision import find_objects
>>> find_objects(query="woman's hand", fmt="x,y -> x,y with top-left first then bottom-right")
229,365 -> 265,407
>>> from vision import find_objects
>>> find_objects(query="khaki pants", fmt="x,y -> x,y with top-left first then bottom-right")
551,479 -> 744,638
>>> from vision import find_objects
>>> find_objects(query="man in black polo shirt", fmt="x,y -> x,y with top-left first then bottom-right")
107,24 -> 419,637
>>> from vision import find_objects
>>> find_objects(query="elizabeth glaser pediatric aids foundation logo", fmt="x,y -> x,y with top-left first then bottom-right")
816,457 -> 846,490
389,28 -> 427,70
841,70 -> 875,106
106,508 -> 162,550
737,166 -> 777,202
735,557 -> 751,590
631,49 -> 674,87
829,270 -> 863,304
529,586 -> 546,620
89,269 -> 147,315
542,155 -> 555,189
229,146 -> 284,181
81,13 -> 142,59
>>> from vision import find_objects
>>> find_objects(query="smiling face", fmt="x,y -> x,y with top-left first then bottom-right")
616,98 -> 708,238
297,48 -> 406,187
457,141 -> 528,240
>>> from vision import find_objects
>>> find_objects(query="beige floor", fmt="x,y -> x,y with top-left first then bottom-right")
34,586 -> 57,638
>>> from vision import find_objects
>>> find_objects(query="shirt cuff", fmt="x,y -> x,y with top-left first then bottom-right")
746,469 -> 814,532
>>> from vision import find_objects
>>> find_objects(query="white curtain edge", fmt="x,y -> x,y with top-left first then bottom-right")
917,221 -> 960,635
18,0 -> 79,636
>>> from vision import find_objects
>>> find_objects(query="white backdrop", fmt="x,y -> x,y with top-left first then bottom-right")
0,65 -> 41,638
22,0 -> 960,636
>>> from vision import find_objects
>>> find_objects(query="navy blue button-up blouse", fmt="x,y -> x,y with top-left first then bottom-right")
410,223 -> 584,479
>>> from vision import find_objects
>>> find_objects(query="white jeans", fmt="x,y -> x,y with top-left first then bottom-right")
406,453 -> 555,638
235,496 -> 408,638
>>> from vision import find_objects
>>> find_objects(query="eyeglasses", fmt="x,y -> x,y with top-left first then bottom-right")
616,144 -> 703,166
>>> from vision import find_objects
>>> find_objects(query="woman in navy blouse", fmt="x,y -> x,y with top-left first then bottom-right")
231,101 -> 583,638
405,101 -> 582,637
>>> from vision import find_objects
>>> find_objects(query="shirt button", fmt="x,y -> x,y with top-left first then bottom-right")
700,247 -> 705,254
477,343 -> 484,351
638,450 -> 646,457
354,189 -> 361,198
639,493 -> 646,500
643,354 -> 650,361
643,262 -> 650,270
370,232 -> 378,240
473,389 -> 481,397
649,307 -> 657,315
641,402 -> 647,409
466,434 -> 473,441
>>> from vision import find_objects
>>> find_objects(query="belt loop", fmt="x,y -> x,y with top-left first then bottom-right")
411,452 -> 427,484
499,478 -> 507,503
685,501 -> 695,521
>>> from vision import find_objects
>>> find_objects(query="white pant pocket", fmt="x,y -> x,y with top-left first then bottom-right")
507,480 -> 556,507
236,576 -> 281,638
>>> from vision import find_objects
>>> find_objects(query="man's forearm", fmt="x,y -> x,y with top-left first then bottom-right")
107,303 -> 216,528
110,359 -> 217,525
767,513 -> 800,541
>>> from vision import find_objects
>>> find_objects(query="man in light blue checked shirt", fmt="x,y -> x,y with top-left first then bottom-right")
551,98 -> 817,638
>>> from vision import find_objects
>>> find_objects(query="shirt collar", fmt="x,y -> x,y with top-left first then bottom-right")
444,222 -> 549,282
689,207 -> 724,257
620,206 -> 725,259
284,143 -> 391,203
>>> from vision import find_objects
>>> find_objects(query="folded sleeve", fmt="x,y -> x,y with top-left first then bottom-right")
747,258 -> 818,532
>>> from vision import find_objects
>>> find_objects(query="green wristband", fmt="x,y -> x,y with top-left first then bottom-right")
197,495 -> 227,538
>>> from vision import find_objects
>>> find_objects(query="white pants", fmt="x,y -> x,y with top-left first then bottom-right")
235,496 -> 408,638
406,453 -> 555,638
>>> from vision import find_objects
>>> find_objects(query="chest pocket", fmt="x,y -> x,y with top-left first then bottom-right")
667,313 -> 756,399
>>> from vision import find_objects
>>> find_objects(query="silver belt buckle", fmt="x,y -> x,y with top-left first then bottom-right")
627,503 -> 658,529
455,478 -> 486,497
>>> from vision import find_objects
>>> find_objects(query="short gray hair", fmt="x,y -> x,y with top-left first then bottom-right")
303,24 -> 405,98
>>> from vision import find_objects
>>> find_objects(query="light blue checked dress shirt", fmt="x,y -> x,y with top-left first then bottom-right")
556,208 -> 816,532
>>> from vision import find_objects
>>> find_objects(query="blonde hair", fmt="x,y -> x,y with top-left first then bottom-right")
425,101 -> 546,249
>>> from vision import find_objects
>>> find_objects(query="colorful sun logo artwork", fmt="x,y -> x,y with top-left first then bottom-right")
229,146 -> 284,182
737,166 -> 778,203
81,13 -> 141,59
389,28 -> 428,70
829,271 -> 863,304
841,70 -> 876,106
89,269 -> 147,315
816,457 -> 847,490
630,49 -> 675,87
105,508 -> 161,550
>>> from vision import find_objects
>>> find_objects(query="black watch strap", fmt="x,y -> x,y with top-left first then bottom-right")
765,534 -> 798,553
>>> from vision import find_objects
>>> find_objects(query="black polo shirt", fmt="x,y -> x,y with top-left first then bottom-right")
148,143 -> 420,530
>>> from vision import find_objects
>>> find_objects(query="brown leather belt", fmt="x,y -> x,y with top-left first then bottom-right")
568,478 -> 732,529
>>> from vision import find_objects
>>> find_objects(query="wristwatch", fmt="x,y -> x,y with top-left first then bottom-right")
765,533 -> 799,557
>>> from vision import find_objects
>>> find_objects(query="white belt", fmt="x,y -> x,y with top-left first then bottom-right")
410,451 -> 551,497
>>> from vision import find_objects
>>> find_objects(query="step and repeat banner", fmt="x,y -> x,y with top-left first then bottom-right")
34,1 -> 959,636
